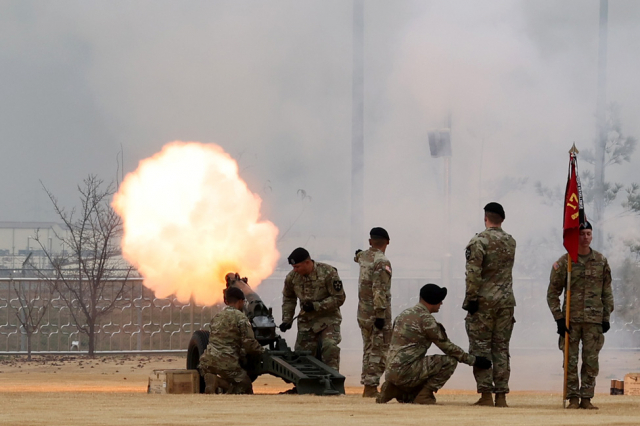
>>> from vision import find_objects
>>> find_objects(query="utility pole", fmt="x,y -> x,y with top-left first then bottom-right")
593,0 -> 608,250
351,0 -> 364,267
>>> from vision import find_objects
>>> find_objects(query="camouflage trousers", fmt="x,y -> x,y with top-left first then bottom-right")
386,354 -> 459,393
559,322 -> 604,399
198,351 -> 253,394
465,307 -> 515,394
295,323 -> 341,371
358,318 -> 392,386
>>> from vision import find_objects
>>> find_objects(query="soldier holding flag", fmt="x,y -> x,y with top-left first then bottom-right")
547,145 -> 614,409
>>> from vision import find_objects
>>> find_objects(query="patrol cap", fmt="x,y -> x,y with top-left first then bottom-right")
484,202 -> 505,220
288,247 -> 310,265
419,283 -> 447,305
225,286 -> 245,302
370,227 -> 390,240
580,221 -> 592,230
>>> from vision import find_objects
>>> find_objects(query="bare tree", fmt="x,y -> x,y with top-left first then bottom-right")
12,278 -> 52,360
535,104 -> 637,218
584,102 -> 638,248
32,175 -> 133,356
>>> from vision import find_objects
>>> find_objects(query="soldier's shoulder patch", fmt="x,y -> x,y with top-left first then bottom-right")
385,265 -> 392,274
553,262 -> 559,271
333,279 -> 343,292
465,248 -> 471,261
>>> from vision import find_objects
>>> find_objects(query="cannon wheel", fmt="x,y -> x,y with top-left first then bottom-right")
187,330 -> 209,393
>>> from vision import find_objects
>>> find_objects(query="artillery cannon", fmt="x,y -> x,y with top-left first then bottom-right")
186,273 -> 345,395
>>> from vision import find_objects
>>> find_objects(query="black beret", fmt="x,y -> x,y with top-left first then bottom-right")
580,221 -> 592,230
484,202 -> 505,220
370,227 -> 390,240
419,283 -> 447,305
225,286 -> 245,302
288,247 -> 310,265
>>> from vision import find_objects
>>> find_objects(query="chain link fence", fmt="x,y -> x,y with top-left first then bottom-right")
1,274 -> 638,355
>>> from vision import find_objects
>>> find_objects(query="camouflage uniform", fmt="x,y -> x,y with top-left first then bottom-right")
463,226 -> 516,394
547,249 -> 614,399
384,303 -> 475,397
355,248 -> 393,387
198,306 -> 264,394
282,261 -> 345,371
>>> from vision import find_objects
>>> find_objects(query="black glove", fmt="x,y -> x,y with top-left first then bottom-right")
355,249 -> 363,256
301,301 -> 315,312
279,322 -> 292,332
374,318 -> 385,330
473,356 -> 492,370
556,318 -> 570,336
465,300 -> 479,315
602,321 -> 610,333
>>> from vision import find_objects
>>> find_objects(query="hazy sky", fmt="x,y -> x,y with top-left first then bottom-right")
2,0 -> 640,272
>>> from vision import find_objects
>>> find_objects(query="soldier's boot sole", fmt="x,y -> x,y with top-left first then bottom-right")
566,397 -> 580,409
494,393 -> 508,407
376,381 -> 400,404
580,398 -> 598,410
413,387 -> 437,405
473,392 -> 494,406
362,385 -> 379,398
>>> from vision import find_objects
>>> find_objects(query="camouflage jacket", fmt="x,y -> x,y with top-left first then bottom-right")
386,303 -> 475,376
547,249 -> 614,324
355,247 -> 392,320
464,226 -> 516,310
207,306 -> 264,360
282,261 -> 345,332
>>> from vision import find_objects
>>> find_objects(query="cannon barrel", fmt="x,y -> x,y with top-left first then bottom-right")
225,274 -> 277,345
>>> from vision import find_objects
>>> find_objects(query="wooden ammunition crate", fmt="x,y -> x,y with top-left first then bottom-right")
624,373 -> 640,396
148,369 -> 200,394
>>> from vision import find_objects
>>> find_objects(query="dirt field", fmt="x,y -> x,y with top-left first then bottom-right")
1,355 -> 639,426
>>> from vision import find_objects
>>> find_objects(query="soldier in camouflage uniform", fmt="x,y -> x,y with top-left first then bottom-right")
198,287 -> 264,394
463,202 -> 516,407
547,221 -> 614,410
355,227 -> 393,398
377,284 -> 491,405
280,247 -> 346,371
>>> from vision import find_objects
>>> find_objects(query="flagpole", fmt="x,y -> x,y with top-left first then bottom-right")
562,143 -> 579,408
563,255 -> 572,408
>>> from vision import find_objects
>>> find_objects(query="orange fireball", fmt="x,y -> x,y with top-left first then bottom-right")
112,141 -> 279,305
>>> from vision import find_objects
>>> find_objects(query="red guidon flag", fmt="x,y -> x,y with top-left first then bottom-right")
563,147 -> 586,262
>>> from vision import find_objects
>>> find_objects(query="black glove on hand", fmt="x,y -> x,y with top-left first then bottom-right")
355,249 -> 363,256
556,318 -> 570,336
279,322 -> 292,332
473,356 -> 492,370
602,321 -> 610,333
301,301 -> 315,312
374,318 -> 385,330
465,300 -> 479,315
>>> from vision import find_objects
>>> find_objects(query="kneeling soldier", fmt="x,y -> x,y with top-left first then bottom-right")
377,284 -> 491,405
198,286 -> 264,394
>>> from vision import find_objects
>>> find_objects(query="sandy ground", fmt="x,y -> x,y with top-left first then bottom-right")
0,355 -> 639,426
